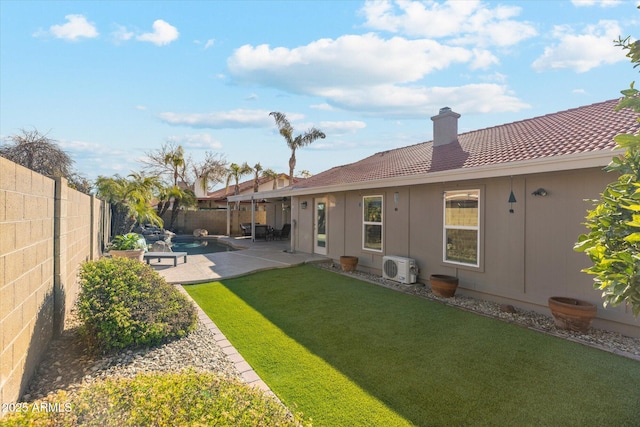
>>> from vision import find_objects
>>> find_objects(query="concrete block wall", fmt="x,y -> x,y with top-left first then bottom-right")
53,178 -> 93,335
0,159 -> 108,407
162,209 -> 266,236
0,158 -> 56,408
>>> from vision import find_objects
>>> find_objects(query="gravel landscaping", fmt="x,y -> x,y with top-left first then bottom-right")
22,314 -> 240,402
22,263 -> 640,403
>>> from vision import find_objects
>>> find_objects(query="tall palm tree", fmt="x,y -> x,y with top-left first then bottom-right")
163,144 -> 185,186
269,112 -> 325,180
252,162 -> 263,192
262,168 -> 280,190
225,162 -> 252,196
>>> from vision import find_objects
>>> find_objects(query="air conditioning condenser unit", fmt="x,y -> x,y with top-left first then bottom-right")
382,256 -> 418,284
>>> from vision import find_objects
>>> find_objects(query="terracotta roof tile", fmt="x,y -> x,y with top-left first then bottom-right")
294,99 -> 640,189
202,174 -> 301,200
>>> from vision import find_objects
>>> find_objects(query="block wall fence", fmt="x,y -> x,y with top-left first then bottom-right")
0,158 -> 110,407
162,209 -> 266,236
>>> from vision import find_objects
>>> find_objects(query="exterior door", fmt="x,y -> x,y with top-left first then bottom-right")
314,198 -> 327,255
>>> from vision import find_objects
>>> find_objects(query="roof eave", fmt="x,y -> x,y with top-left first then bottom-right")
230,149 -> 621,200
227,187 -> 291,202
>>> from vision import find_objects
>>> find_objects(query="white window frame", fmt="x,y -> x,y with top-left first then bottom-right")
362,195 -> 383,252
443,189 -> 480,267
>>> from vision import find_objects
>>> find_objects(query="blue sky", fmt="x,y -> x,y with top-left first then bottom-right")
1,0 -> 638,189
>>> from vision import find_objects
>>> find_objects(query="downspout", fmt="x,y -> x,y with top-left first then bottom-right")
226,202 -> 230,236
251,197 -> 255,242
290,198 -> 296,253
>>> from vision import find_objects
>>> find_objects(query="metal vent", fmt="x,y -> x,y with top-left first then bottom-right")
383,258 -> 398,279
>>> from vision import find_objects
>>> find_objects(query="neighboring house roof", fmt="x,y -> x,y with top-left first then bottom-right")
292,99 -> 639,190
201,173 -> 300,201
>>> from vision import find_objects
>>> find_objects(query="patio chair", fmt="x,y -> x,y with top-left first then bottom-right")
273,223 -> 291,240
254,224 -> 273,241
240,223 -> 260,236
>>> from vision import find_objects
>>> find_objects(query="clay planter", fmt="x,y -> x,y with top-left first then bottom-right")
340,256 -> 359,272
548,296 -> 597,333
110,249 -> 145,262
430,274 -> 459,298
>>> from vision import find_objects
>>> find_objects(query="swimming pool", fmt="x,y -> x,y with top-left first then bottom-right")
169,237 -> 236,255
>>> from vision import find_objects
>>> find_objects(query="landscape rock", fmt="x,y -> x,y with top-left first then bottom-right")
151,241 -> 172,252
500,304 -> 517,313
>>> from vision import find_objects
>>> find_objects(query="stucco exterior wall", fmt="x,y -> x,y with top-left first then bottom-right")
291,167 -> 640,337
0,159 -> 109,407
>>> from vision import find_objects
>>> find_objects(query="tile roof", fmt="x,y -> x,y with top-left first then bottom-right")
202,174 -> 302,200
293,99 -> 639,189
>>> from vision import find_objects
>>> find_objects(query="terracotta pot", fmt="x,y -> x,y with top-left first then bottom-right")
110,249 -> 145,262
340,256 -> 359,272
548,296 -> 597,333
430,274 -> 459,298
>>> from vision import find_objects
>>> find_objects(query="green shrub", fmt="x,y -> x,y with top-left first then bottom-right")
1,371 -> 308,426
77,257 -> 197,352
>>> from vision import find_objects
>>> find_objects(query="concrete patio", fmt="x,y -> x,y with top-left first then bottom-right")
150,236 -> 329,284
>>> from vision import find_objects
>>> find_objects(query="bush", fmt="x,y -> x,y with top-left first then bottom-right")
77,257 -> 197,352
1,370 -> 308,426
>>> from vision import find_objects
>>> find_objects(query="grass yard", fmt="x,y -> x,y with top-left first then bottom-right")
186,265 -> 640,427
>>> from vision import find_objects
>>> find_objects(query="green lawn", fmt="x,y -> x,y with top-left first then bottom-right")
186,265 -> 640,427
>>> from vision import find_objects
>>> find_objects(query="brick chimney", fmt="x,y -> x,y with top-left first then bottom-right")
431,107 -> 460,147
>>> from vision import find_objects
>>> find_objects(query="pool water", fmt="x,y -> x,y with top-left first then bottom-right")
169,237 -> 236,255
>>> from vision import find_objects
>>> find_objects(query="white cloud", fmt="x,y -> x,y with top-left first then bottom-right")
46,14 -> 99,41
158,109 -> 304,129
532,20 -> 626,73
310,103 -> 335,111
194,38 -> 215,49
135,105 -> 147,111
359,0 -> 537,47
319,121 -> 367,134
58,139 -> 141,178
469,49 -> 499,70
136,19 -> 179,46
571,0 -> 622,7
58,139 -> 106,153
168,133 -> 223,150
227,31 -> 529,116
229,33 -> 471,91
315,83 -> 530,116
111,24 -> 134,43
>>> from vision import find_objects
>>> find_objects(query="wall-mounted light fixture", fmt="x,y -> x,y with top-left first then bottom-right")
508,177 -> 516,213
301,201 -> 308,209
508,191 -> 517,213
532,188 -> 548,197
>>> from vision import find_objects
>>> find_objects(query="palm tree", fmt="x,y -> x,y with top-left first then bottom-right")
165,185 -> 196,231
252,162 -> 263,192
225,162 -> 252,196
95,173 -> 163,236
269,112 -> 325,180
163,144 -> 185,186
262,168 -> 280,190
